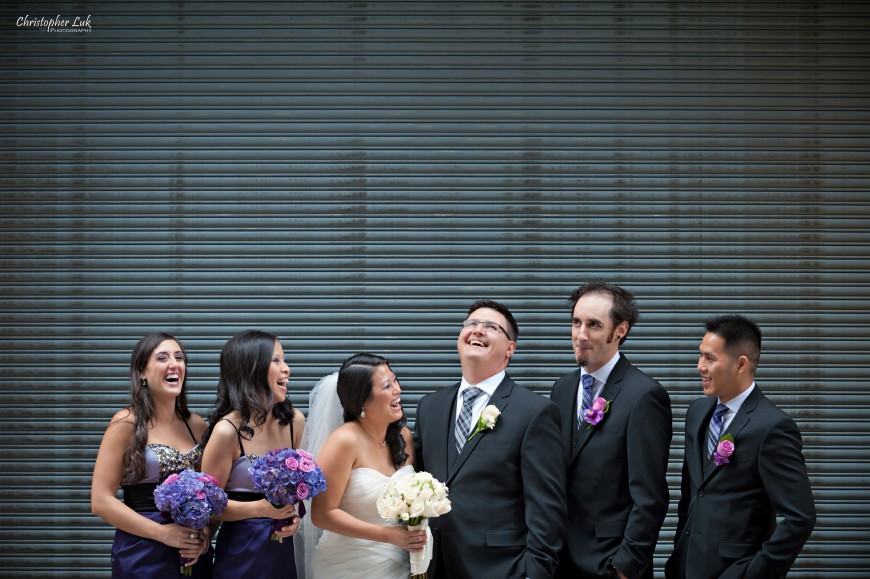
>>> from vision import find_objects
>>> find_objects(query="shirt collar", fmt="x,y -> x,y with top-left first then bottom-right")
720,381 -> 756,414
582,351 -> 621,387
459,370 -> 505,397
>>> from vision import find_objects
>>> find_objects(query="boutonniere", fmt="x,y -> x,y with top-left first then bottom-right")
583,397 -> 612,429
713,434 -> 735,466
468,405 -> 500,440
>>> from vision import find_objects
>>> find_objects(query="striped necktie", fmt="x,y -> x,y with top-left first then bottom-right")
707,403 -> 728,457
455,387 -> 484,452
578,374 -> 595,427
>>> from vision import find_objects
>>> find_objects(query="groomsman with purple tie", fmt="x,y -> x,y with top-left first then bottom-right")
665,314 -> 815,579
550,281 -> 672,579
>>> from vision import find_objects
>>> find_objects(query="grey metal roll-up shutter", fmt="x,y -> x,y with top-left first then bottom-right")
2,2 -> 868,577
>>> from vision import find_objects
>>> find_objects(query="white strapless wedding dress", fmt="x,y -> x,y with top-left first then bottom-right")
313,465 -> 413,578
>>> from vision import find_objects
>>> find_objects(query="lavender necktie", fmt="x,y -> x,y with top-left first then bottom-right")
578,374 -> 594,427
707,403 -> 728,457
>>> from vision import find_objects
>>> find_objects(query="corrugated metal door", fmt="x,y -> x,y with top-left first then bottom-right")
1,2 -> 868,577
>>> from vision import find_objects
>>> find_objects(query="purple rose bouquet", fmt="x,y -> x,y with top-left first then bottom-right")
249,448 -> 327,542
153,469 -> 228,575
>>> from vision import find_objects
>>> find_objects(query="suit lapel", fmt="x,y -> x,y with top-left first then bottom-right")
699,386 -> 763,487
570,355 -> 627,464
555,369 -> 581,455
691,398 -> 717,484
433,384 -> 460,482
447,376 -> 513,484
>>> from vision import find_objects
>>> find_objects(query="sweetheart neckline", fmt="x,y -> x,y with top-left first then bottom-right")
147,442 -> 200,455
352,465 -> 414,479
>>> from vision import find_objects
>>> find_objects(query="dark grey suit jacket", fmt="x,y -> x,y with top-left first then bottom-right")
665,386 -> 816,579
413,375 -> 566,579
550,354 -> 672,579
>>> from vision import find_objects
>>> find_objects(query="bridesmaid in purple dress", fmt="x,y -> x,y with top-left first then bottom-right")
91,332 -> 214,577
201,330 -> 306,578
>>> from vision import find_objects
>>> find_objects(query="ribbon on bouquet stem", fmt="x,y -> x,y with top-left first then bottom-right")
408,518 -> 433,578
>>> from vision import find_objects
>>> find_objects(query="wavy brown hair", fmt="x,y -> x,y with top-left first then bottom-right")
121,332 -> 191,485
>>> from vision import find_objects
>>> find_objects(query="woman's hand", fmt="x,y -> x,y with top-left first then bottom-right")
200,523 -> 218,554
160,523 -> 204,565
383,525 -> 428,552
257,500 -> 298,520
159,522 -> 204,549
274,514 -> 302,539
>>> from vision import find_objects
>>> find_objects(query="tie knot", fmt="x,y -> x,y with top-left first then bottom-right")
463,386 -> 484,404
581,374 -> 595,390
713,403 -> 728,420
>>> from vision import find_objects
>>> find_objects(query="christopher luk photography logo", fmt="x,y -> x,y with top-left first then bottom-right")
16,13 -> 91,33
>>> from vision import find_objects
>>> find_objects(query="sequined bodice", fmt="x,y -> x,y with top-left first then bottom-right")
142,443 -> 203,484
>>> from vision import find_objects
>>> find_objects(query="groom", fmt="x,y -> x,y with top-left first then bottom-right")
414,299 -> 566,579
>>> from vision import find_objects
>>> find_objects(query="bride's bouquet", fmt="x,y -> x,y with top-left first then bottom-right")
249,448 -> 327,542
377,471 -> 451,577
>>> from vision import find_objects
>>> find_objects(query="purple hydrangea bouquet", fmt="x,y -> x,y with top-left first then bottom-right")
249,448 -> 327,542
153,469 -> 228,575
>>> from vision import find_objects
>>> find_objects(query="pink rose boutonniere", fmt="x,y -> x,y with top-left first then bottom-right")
583,397 -> 611,429
713,434 -> 735,466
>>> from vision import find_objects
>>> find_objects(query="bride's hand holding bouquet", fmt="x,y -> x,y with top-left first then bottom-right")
377,470 -> 452,578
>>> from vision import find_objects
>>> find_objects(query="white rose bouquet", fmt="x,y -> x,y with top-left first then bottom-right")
377,471 -> 451,577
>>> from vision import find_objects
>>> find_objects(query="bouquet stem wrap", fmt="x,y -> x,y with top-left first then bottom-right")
409,518 -> 433,577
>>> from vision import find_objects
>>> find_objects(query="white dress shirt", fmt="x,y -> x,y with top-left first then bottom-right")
456,370 -> 505,427
718,381 -> 756,434
576,352 -> 621,422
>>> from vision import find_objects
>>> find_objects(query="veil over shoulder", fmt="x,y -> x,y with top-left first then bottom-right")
296,372 -> 342,579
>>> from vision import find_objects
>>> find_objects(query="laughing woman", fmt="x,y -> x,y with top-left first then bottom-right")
201,330 -> 305,578
308,353 -> 426,578
91,332 -> 213,577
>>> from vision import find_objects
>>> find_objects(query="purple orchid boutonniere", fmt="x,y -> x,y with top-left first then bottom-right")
583,397 -> 611,429
713,434 -> 735,466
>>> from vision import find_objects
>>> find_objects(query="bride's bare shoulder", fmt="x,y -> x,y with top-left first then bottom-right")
324,422 -> 363,449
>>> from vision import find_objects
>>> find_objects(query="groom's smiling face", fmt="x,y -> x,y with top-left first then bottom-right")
457,307 -> 516,377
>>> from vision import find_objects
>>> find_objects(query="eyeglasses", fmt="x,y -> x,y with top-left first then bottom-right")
462,319 -> 514,341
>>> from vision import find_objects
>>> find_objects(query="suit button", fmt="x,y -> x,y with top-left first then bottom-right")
698,490 -> 704,497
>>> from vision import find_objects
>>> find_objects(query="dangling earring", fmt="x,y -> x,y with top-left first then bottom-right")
360,409 -> 366,418
141,378 -> 148,388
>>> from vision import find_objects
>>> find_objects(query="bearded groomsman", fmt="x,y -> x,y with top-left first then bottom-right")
551,281 -> 672,579
665,314 -> 815,579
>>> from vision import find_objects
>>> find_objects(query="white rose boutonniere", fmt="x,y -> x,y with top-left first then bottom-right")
468,404 -> 501,441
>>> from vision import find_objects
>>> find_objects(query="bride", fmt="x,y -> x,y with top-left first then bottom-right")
302,353 -> 427,578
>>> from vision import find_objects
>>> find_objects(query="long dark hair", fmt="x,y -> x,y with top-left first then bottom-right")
122,332 -> 192,485
337,353 -> 408,469
204,330 -> 296,445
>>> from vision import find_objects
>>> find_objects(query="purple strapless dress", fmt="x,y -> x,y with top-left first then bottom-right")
111,444 -> 214,578
212,454 -> 297,579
